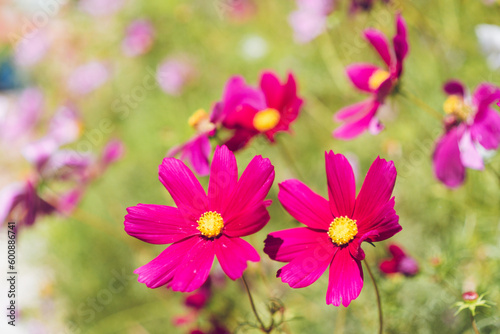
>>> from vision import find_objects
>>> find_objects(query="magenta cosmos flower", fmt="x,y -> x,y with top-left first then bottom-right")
124,145 -> 275,292
379,244 -> 418,277
334,14 -> 408,140
433,81 -> 500,187
218,71 -> 303,151
264,151 -> 401,306
122,19 -> 155,57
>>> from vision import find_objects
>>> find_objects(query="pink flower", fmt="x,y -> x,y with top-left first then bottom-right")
432,81 -> 500,187
122,19 -> 155,57
157,57 -> 197,96
288,0 -> 335,44
67,61 -> 111,96
218,71 -> 303,151
379,244 -> 418,277
79,0 -> 125,17
124,145 -> 275,292
264,151 -> 401,306
349,0 -> 390,14
334,14 -> 408,139
100,139 -> 125,169
14,30 -> 50,67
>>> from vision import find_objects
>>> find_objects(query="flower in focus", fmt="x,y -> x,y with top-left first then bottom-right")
334,14 -> 408,139
124,145 -> 275,292
218,71 -> 303,151
67,61 -> 111,96
264,151 -> 401,306
379,243 -> 418,277
157,57 -> 197,96
122,19 -> 155,57
432,80 -> 500,187
288,0 -> 334,44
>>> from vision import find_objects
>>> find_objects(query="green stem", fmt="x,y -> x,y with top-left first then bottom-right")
364,260 -> 383,334
471,314 -> 480,334
278,139 -> 304,180
241,274 -> 272,333
400,89 -> 443,121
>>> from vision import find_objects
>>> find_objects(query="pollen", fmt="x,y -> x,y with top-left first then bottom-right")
328,216 -> 358,246
443,95 -> 471,121
197,211 -> 224,238
253,108 -> 281,132
188,109 -> 209,128
368,69 -> 390,90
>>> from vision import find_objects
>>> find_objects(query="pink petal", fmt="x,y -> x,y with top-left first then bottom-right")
353,156 -> 396,222
472,83 -> 500,122
208,146 -> 238,215
124,204 -> 198,244
355,197 -> 401,242
278,179 -> 332,230
443,80 -> 466,97
223,203 -> 270,237
325,151 -> 356,218
326,248 -> 363,307
432,127 -> 465,188
334,99 -> 372,122
158,158 -> 208,221
393,13 -> 409,75
277,249 -> 333,288
363,29 -> 392,67
379,259 -> 398,274
345,63 -> 381,93
180,135 -> 212,176
220,76 -> 266,118
471,107 -> 500,150
264,227 -> 333,263
223,128 -> 257,152
459,130 -> 484,170
224,155 -> 274,219
260,71 -> 284,110
214,235 -> 260,280
333,101 -> 380,140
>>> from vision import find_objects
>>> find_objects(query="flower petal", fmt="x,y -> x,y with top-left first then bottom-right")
432,127 -> 465,188
353,156 -> 396,221
278,179 -> 331,230
393,13 -> 408,75
459,130 -> 484,170
346,63 -> 381,93
180,134 -> 212,176
260,71 -> 284,110
326,248 -> 364,307
443,80 -> 466,97
471,107 -> 500,150
334,99 -> 372,122
124,204 -> 198,244
215,235 -> 260,280
158,157 -> 208,220
364,29 -> 392,67
223,128 -> 257,152
224,203 -> 270,237
208,146 -> 238,215
333,101 -> 380,140
325,151 -> 356,218
356,197 -> 401,242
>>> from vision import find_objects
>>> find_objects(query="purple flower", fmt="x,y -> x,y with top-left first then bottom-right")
67,61 -> 111,96
122,19 -> 155,57
379,244 -> 418,277
288,0 -> 335,44
14,30 -> 50,67
432,81 -> 500,187
157,57 -> 197,96
79,0 -> 125,17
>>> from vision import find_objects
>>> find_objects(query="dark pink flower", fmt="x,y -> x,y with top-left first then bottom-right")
379,244 -> 418,277
218,71 -> 303,151
124,145 -> 275,292
100,139 -> 125,169
122,19 -> 155,57
334,14 -> 408,140
432,81 -> 500,187
264,152 -> 401,306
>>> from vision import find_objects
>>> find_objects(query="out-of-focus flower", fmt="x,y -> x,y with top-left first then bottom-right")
100,139 -> 125,169
349,0 -> 390,14
14,30 -> 50,67
454,292 -> 494,316
334,14 -> 408,139
379,244 -> 418,276
288,0 -> 334,44
218,71 -> 304,151
432,80 -> 500,188
78,0 -> 125,17
218,0 -> 257,22
264,152 -> 401,306
157,57 -> 197,96
124,145 -> 274,292
476,24 -> 500,70
67,61 -> 111,96
122,19 -> 155,57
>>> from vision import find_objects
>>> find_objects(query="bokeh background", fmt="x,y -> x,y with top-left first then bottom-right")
1,0 -> 500,333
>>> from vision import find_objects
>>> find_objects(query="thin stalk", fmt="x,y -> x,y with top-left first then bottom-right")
278,139 -> 304,180
364,260 -> 383,334
400,89 -> 443,121
471,314 -> 480,334
241,274 -> 272,333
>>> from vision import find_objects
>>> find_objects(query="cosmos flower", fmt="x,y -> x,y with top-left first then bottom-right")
157,57 -> 197,96
288,0 -> 334,44
79,0 -> 125,17
334,13 -> 408,139
67,61 -> 111,96
349,0 -> 390,14
264,151 -> 401,306
218,71 -> 303,151
122,19 -> 155,57
432,81 -> 500,187
124,145 -> 275,292
379,244 -> 418,277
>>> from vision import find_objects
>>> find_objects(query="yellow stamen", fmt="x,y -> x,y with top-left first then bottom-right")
443,95 -> 471,121
328,216 -> 358,246
368,69 -> 390,90
188,109 -> 209,128
253,108 -> 280,132
197,211 -> 224,238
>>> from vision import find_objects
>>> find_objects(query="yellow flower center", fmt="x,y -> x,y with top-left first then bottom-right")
253,108 -> 281,132
188,109 -> 209,128
443,95 -> 471,121
328,216 -> 358,246
368,69 -> 391,90
197,211 -> 224,238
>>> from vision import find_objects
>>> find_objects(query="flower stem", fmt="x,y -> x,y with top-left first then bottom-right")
400,88 -> 443,121
277,139 -> 304,180
241,274 -> 272,333
364,260 -> 383,334
471,314 -> 480,334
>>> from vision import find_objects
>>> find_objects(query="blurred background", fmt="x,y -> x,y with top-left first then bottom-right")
1,0 -> 500,333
